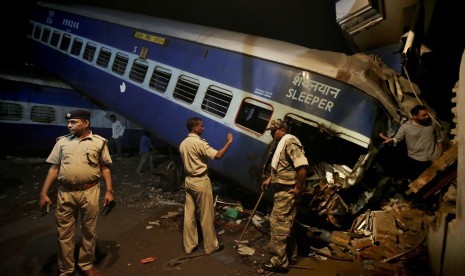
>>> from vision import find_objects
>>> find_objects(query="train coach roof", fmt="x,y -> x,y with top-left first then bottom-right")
38,1 -> 404,122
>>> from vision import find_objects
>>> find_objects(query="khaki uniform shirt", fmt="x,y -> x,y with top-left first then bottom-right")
46,131 -> 112,185
271,136 -> 308,185
179,133 -> 217,177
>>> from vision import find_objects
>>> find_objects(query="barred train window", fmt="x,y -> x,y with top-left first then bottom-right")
83,43 -> 97,62
0,102 -> 23,121
112,53 -> 129,75
129,59 -> 148,83
149,66 -> 171,93
50,31 -> 61,47
33,25 -> 42,40
70,38 -> 83,56
201,86 -> 232,118
31,106 -> 55,123
235,98 -> 273,134
59,34 -> 71,52
96,47 -> 112,68
41,28 -> 51,43
173,75 -> 199,104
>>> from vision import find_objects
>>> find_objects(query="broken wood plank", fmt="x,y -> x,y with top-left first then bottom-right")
407,143 -> 458,194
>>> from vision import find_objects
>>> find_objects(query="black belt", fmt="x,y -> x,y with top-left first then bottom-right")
272,183 -> 294,192
61,181 -> 99,191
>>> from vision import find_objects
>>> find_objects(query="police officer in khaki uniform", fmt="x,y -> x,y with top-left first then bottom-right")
179,117 -> 233,255
39,110 -> 114,276
261,119 -> 309,273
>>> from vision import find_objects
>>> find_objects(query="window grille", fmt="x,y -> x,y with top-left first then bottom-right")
50,31 -> 61,47
173,76 -> 199,104
33,25 -> 42,40
112,53 -> 129,75
41,28 -> 51,43
129,59 -> 148,83
59,34 -> 71,52
70,38 -> 83,56
83,43 -> 97,62
149,66 -> 171,93
31,105 -> 55,123
96,47 -> 112,68
0,102 -> 23,121
201,86 -> 232,118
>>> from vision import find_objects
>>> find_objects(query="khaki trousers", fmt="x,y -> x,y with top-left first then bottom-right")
56,185 -> 100,275
183,175 -> 219,254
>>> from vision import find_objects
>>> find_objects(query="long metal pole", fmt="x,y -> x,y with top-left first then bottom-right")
237,190 -> 265,244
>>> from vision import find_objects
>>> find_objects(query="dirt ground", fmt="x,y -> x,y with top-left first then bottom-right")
0,153 -> 428,275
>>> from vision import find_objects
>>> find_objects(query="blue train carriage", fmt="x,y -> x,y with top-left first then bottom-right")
0,69 -> 143,156
26,2 -> 436,205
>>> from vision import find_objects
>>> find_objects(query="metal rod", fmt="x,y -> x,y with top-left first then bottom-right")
237,190 -> 265,244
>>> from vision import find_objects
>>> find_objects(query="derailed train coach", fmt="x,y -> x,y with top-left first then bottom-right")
26,1 -> 445,228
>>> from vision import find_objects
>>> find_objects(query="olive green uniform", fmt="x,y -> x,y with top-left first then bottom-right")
268,135 -> 308,268
179,133 -> 220,254
47,132 -> 111,275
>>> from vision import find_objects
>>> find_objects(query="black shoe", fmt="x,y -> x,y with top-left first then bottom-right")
214,243 -> 224,253
262,262 -> 289,273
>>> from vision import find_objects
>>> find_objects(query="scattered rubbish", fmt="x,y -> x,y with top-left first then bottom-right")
146,226 -> 153,229
140,256 -> 156,264
161,211 -> 182,218
237,244 -> 255,256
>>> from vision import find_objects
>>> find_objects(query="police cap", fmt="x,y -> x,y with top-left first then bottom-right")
65,110 -> 91,120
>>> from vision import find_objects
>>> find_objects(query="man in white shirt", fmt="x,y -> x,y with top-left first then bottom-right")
109,114 -> 124,159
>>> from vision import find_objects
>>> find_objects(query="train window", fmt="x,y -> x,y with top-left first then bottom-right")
129,59 -> 148,83
50,31 -> 61,47
96,47 -> 112,68
235,98 -> 272,133
31,106 -> 55,123
59,34 -> 72,52
33,25 -> 42,40
41,28 -> 51,44
149,66 -> 171,93
0,102 -> 23,121
201,86 -> 232,118
112,53 -> 129,75
173,75 -> 199,104
83,42 -> 97,62
70,38 -> 83,56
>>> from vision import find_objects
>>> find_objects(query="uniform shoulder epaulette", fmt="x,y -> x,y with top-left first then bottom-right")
93,134 -> 108,143
56,134 -> 72,142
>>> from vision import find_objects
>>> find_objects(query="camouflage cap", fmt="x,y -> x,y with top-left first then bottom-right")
65,109 -> 91,120
265,119 -> 287,131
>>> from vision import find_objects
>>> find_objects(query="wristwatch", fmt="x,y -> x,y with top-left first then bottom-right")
107,190 -> 115,195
